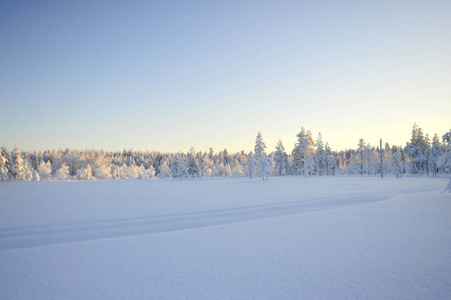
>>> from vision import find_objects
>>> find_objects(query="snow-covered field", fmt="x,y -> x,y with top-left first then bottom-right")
1,176 -> 450,299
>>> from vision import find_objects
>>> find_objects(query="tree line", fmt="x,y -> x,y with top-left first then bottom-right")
1,124 -> 450,182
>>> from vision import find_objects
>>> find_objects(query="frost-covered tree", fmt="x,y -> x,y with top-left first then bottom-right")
170,154 -> 180,178
257,153 -> 272,181
137,165 -> 155,179
327,153 -> 337,176
324,142 -> 332,175
178,156 -> 188,179
338,153 -> 347,174
187,147 -> 200,178
10,145 -> 24,180
441,129 -> 451,193
95,164 -> 111,179
159,158 -> 171,178
0,150 -> 8,181
365,144 -> 377,175
38,160 -> 52,180
391,150 -> 403,178
254,132 -> 267,158
77,164 -> 92,180
225,164 -> 232,177
315,133 -> 326,176
55,164 -> 70,180
405,124 -> 429,174
292,127 -> 315,175
1,145 -> 12,180
439,130 -> 451,175
357,139 -> 365,175
429,134 -> 442,175
127,164 -> 140,179
274,140 -> 287,176
111,165 -> 120,179
21,161 -> 34,181
231,159 -> 245,177
247,152 -> 256,178
303,156 -> 315,176
32,169 -> 40,181
199,155 -> 214,177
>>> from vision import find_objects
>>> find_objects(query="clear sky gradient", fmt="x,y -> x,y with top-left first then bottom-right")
1,0 -> 450,153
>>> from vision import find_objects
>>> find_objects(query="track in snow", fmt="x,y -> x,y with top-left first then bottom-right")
0,192 -> 388,250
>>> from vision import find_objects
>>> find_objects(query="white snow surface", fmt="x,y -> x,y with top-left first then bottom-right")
1,176 -> 450,299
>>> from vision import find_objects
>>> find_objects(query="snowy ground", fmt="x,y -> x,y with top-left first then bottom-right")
1,176 -> 450,299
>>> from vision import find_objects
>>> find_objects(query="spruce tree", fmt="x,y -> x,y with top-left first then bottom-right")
315,133 -> 325,176
429,134 -> 442,175
159,158 -> 171,179
357,139 -> 365,175
178,156 -> 188,179
187,147 -> 200,178
1,145 -> 12,180
11,145 -> 24,180
254,132 -> 267,158
274,140 -> 287,176
0,150 -> 8,181
247,152 -> 256,178
170,154 -> 180,178
392,150 -> 403,178
292,127 -> 315,175
257,153 -> 272,181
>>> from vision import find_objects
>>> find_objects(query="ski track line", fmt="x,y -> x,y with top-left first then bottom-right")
0,192 -> 389,250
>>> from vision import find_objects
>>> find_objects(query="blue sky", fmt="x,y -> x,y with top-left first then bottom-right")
1,0 -> 450,152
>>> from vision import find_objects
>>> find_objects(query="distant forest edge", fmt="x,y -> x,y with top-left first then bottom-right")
1,124 -> 450,182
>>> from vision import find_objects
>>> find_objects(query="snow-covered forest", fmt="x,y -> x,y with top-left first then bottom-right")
1,124 -> 450,182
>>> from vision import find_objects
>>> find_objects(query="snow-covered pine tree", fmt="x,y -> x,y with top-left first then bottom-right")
77,164 -> 92,180
247,152 -> 256,178
365,144 -> 377,175
292,127 -> 315,175
1,145 -> 13,180
21,161 -> 34,181
178,156 -> 188,179
38,160 -> 52,180
274,140 -> 287,176
441,130 -> 451,193
170,154 -> 180,178
214,162 -> 226,177
338,152 -> 347,174
32,169 -> 40,181
149,165 -> 156,178
55,164 -> 70,180
324,142 -> 332,175
357,139 -> 365,175
231,159 -> 245,177
257,153 -> 272,181
111,165 -> 120,179
95,164 -> 112,179
327,153 -> 337,175
10,145 -> 24,180
439,130 -> 451,176
225,164 -> 232,177
303,156 -> 315,176
159,158 -> 171,179
392,150 -> 403,178
199,154 -> 214,177
187,147 -> 200,178
0,150 -> 8,181
405,123 -> 429,174
415,127 -> 428,174
254,132 -> 267,158
315,133 -> 326,176
429,134 -> 442,176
